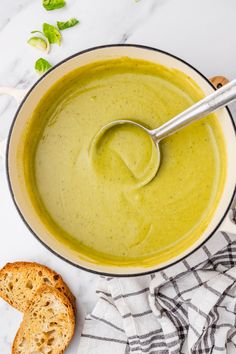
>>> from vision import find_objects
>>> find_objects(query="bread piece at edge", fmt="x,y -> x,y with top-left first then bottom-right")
12,285 -> 75,354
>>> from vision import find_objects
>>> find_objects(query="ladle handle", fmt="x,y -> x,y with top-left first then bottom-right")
152,78 -> 236,141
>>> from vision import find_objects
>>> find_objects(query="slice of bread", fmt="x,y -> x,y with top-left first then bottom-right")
12,285 -> 75,354
0,262 -> 75,313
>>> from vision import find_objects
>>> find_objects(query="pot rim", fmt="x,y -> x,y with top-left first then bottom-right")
6,43 -> 236,277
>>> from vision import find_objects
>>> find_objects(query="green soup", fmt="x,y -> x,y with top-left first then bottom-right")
23,58 -> 226,267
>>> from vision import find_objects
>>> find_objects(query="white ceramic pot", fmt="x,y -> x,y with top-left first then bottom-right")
1,45 -> 236,276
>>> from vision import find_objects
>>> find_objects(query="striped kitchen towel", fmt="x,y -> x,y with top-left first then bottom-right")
79,231 -> 236,354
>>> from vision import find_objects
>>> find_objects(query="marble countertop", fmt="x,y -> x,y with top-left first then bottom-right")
1,0 -> 236,352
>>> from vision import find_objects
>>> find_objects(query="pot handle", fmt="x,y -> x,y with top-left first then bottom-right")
0,86 -> 27,104
209,76 -> 236,235
220,205 -> 236,234
0,87 -> 27,159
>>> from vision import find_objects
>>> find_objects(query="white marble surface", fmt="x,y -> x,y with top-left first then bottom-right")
1,0 -> 236,352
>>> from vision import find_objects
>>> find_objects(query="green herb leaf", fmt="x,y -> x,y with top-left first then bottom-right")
57,18 -> 79,30
31,30 -> 44,35
35,58 -> 52,74
43,23 -> 61,45
42,0 -> 65,11
27,37 -> 50,53
30,31 -> 50,53
28,37 -> 48,52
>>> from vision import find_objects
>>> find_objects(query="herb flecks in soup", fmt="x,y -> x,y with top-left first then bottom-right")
23,58 -> 226,267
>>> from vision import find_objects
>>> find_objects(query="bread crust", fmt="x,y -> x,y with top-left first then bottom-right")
0,262 -> 76,313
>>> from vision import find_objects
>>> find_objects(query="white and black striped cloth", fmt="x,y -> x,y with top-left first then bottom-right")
79,231 -> 236,354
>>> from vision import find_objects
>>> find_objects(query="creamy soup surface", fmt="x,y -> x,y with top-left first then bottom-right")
23,58 -> 226,267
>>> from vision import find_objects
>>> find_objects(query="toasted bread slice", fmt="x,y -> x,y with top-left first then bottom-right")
0,262 -> 75,312
12,285 -> 75,354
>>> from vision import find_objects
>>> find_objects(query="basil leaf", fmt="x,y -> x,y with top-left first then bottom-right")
35,58 -> 52,74
28,37 -> 48,52
57,18 -> 79,30
43,0 -> 65,11
43,23 -> 61,45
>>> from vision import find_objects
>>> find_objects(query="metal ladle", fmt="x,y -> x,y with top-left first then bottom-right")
92,79 -> 236,183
